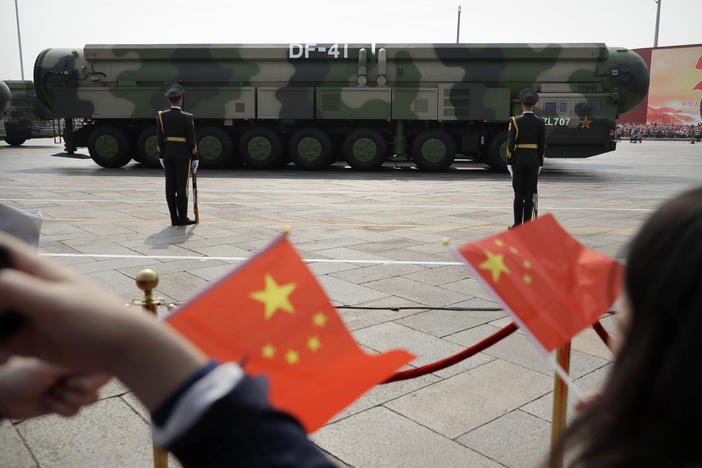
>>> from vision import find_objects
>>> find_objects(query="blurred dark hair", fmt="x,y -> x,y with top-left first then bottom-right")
550,186 -> 702,467
167,96 -> 181,105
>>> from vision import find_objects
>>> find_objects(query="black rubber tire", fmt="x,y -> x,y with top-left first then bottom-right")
4,138 -> 26,147
411,129 -> 456,171
486,131 -> 509,172
87,126 -> 132,168
289,128 -> 333,170
135,127 -> 160,168
343,128 -> 387,170
240,127 -> 284,169
197,127 -> 234,169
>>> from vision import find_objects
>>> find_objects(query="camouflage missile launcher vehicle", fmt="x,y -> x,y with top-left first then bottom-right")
2,80 -> 57,147
0,81 -> 10,139
33,43 -> 648,170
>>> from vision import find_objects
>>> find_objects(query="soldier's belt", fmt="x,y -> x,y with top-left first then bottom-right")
166,137 -> 187,142
516,144 -> 538,149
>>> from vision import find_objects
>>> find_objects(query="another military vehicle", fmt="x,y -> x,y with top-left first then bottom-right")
2,80 -> 57,147
33,43 -> 649,170
0,81 -> 10,139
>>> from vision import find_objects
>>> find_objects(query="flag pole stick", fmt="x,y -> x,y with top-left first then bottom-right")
550,341 -> 572,468
132,270 -> 169,468
549,345 -> 583,401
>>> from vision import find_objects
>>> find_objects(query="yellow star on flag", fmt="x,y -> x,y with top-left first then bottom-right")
479,249 -> 511,283
313,312 -> 327,327
307,337 -> 321,351
250,274 -> 296,320
581,117 -> 591,128
262,343 -> 276,359
285,350 -> 299,364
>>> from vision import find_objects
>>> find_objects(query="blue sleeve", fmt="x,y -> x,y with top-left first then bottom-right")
164,373 -> 334,468
152,360 -> 219,426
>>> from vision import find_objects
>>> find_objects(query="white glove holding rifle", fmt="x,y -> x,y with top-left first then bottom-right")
507,165 -> 513,178
159,159 -> 165,169
191,160 -> 199,175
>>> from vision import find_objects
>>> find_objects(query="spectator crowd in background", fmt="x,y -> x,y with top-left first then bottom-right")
616,123 -> 702,141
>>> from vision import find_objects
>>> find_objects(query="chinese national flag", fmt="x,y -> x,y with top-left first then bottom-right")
167,235 -> 414,432
455,214 -> 622,353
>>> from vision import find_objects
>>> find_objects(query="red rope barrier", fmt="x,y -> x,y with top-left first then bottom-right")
382,319 -> 610,384
592,320 -> 611,349
382,322 -> 518,383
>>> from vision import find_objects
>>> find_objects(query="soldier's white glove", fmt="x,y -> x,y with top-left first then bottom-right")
191,160 -> 199,174
159,159 -> 165,169
507,165 -> 513,177
538,167 -> 542,175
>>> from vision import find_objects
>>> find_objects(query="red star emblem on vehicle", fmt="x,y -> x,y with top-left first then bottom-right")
581,118 -> 591,128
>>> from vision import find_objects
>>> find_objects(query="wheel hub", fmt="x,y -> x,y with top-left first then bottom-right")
199,136 -> 223,161
352,137 -> 377,162
421,138 -> 446,163
297,137 -> 322,161
95,134 -> 119,159
248,136 -> 272,160
144,135 -> 159,160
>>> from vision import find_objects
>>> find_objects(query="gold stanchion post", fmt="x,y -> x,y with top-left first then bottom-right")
549,341 -> 572,468
131,269 -> 173,468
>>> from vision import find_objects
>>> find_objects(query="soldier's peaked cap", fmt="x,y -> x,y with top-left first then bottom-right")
164,84 -> 184,98
519,88 -> 539,106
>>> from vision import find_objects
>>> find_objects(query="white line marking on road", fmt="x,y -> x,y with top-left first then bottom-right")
0,186 -> 471,196
0,198 -> 654,212
42,252 -> 461,266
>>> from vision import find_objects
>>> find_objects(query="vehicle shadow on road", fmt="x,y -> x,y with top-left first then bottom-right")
7,154 -> 614,183
51,151 -> 91,159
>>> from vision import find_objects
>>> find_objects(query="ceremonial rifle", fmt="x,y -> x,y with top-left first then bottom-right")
192,172 -> 199,224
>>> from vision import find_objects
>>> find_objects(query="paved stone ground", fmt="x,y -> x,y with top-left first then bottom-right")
0,140 -> 700,467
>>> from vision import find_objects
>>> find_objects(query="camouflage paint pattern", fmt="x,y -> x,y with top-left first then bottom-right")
0,81 -> 10,115
33,43 -> 649,168
3,80 -> 56,143
0,81 -> 9,138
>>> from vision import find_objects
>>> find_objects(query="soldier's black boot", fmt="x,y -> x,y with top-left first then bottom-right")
176,195 -> 188,224
167,197 -> 179,226
175,196 -> 195,225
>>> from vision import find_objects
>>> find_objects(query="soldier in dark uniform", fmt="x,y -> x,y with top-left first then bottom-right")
157,84 -> 199,226
507,88 -> 545,228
